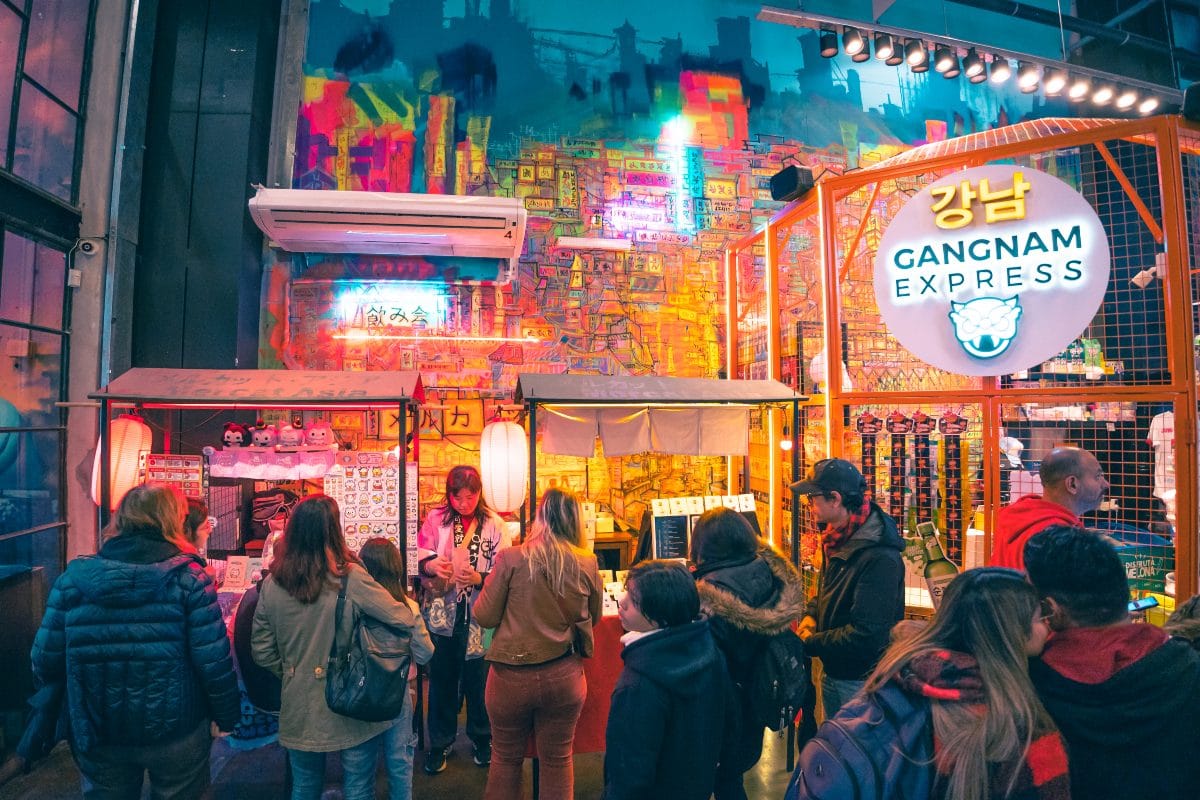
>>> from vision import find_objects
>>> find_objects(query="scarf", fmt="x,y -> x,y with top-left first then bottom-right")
820,495 -> 872,554
895,651 -> 1071,800
451,511 -> 482,600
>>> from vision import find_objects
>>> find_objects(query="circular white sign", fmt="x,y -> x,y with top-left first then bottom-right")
874,166 -> 1110,376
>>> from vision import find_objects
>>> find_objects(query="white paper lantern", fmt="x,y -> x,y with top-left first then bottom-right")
480,420 -> 528,513
90,414 -> 153,510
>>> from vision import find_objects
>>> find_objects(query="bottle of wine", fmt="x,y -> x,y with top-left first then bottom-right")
918,521 -> 959,608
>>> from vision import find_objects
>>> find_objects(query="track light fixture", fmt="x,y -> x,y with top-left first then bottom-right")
1043,68 -> 1067,96
989,59 -> 1012,84
1138,96 -> 1160,114
934,44 -> 956,73
819,28 -> 838,58
852,42 -> 871,62
1017,61 -> 1040,92
1092,83 -> 1115,105
843,26 -> 866,56
963,49 -> 985,80
942,57 -> 961,79
1067,75 -> 1090,100
905,38 -> 926,66
1115,89 -> 1138,110
885,50 -> 904,66
873,33 -> 895,61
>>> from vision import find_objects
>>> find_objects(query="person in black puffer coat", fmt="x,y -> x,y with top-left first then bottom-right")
604,559 -> 736,800
691,508 -> 807,800
31,484 -> 239,799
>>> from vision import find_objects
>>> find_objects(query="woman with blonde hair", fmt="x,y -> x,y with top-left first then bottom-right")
859,567 -> 1070,800
252,495 -> 433,800
473,488 -> 603,800
32,483 -> 239,798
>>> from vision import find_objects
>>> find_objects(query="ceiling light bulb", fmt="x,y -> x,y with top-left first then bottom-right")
819,28 -> 838,59
843,27 -> 866,56
934,45 -> 955,73
1017,61 -> 1040,91
1067,75 -> 1090,100
1115,89 -> 1137,109
1138,96 -> 1160,114
1043,68 -> 1067,95
905,39 -> 927,67
963,49 -> 985,78
989,59 -> 1012,83
1092,83 -> 1115,105
874,33 -> 895,61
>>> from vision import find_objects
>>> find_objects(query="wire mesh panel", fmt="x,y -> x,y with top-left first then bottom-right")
998,399 -> 1177,606
733,237 -> 769,381
777,216 -> 825,395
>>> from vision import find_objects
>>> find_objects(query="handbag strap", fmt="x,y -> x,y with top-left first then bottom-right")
329,571 -> 350,662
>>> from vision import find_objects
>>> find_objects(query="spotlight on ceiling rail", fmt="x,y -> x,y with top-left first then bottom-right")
1017,61 -> 1040,93
843,27 -> 866,56
963,49 -> 986,82
1115,89 -> 1138,110
989,58 -> 1012,84
819,28 -> 838,58
1067,75 -> 1090,101
873,32 -> 895,62
905,39 -> 928,72
1092,83 -> 1115,105
1043,68 -> 1067,96
1138,96 -> 1160,114
934,44 -> 956,73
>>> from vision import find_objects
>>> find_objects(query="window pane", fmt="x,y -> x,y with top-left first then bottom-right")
0,431 -> 64,538
13,82 -> 76,200
32,241 -> 65,329
24,0 -> 88,111
0,324 -> 63,420
0,230 -> 35,324
0,5 -> 20,168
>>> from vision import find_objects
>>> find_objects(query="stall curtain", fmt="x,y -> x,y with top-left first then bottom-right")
539,406 -> 749,457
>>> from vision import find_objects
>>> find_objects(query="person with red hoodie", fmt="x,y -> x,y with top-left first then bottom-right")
1024,525 -> 1200,800
991,447 -> 1108,570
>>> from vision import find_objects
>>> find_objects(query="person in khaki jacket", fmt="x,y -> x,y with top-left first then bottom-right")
473,488 -> 603,800
252,495 -> 434,800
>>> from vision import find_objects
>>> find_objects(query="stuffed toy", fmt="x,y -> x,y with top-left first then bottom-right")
305,419 -> 334,448
276,422 -> 305,448
250,420 -> 277,448
223,422 -> 249,448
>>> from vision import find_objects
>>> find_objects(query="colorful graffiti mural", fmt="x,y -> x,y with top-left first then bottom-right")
262,0 -> 1061,523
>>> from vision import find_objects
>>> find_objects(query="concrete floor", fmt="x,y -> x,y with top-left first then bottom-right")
0,728 -> 797,799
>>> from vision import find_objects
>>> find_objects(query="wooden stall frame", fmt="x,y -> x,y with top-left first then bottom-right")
727,115 -> 1200,599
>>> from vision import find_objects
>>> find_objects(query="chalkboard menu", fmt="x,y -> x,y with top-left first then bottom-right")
651,515 -> 690,560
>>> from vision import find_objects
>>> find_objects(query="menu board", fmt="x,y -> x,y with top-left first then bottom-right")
145,453 -> 205,498
324,452 -> 418,575
652,514 -> 690,560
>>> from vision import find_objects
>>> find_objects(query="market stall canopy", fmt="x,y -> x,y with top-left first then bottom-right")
90,368 -> 424,409
515,374 -> 802,457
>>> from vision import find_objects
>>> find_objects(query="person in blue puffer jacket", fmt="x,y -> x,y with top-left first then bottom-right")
31,483 -> 239,799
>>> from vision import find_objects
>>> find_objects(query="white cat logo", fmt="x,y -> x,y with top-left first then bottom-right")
948,296 -> 1023,359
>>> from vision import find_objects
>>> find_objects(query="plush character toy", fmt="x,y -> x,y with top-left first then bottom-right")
223,422 -> 249,448
250,420 -> 277,448
276,422 -> 305,448
305,419 -> 334,449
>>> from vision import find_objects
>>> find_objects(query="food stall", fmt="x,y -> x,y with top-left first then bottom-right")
727,115 -> 1200,611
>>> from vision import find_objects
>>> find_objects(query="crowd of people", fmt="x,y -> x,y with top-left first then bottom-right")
13,449 -> 1200,799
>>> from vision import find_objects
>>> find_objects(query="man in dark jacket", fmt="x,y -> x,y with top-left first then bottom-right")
1025,525 -> 1200,800
793,458 -> 905,718
604,560 -> 734,800
691,508 -> 807,800
31,485 -> 239,799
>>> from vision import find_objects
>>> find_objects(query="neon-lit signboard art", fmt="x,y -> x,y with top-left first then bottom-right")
874,166 -> 1110,376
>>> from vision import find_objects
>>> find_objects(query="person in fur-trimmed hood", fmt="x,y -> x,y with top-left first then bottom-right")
690,508 -> 807,800
792,458 -> 905,719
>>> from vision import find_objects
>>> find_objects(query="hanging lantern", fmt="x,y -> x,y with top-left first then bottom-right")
480,420 -> 528,513
90,413 -> 153,510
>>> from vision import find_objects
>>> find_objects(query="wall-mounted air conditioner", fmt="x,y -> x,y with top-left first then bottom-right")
248,188 -> 527,282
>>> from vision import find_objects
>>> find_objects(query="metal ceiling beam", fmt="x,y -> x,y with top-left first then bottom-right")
944,0 -> 1198,67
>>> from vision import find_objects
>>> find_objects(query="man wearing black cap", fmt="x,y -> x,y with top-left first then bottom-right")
792,458 -> 905,718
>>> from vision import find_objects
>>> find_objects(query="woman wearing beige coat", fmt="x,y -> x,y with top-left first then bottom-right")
252,495 -> 433,800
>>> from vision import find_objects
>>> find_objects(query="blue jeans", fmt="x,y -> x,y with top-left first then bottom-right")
821,674 -> 865,720
288,693 -> 415,800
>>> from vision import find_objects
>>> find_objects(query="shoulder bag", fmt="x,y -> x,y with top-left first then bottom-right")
325,572 -> 414,722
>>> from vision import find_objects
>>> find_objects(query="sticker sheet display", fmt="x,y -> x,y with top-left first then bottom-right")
324,452 -> 416,574
145,454 -> 205,498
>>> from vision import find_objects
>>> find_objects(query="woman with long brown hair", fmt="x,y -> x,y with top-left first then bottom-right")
252,495 -> 432,800
859,567 -> 1070,800
473,488 -> 602,800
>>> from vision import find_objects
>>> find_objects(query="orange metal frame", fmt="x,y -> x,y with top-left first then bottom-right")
727,115 -> 1199,598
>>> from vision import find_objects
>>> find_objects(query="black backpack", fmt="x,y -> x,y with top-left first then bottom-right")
786,682 -> 934,800
748,628 -> 811,731
324,573 -> 414,722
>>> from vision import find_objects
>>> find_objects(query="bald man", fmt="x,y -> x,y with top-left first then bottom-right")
991,446 -> 1110,570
